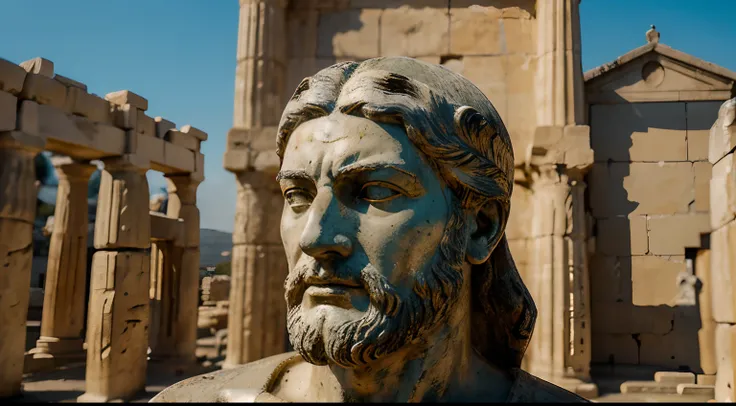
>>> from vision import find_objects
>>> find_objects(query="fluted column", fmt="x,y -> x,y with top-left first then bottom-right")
29,157 -> 96,365
148,175 -> 201,368
224,171 -> 287,368
78,156 -> 151,403
0,131 -> 44,398
223,0 -> 289,368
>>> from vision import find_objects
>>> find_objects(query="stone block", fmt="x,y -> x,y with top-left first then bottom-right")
591,302 -> 674,335
380,6 -> 450,57
589,162 -> 694,218
694,162 -> 711,213
698,374 -> 717,386
111,104 -> 137,130
149,212 -> 184,242
163,141 -> 196,173
709,98 -> 736,164
631,255 -> 686,306
317,9 -> 380,59
19,57 -> 53,77
590,254 -> 632,304
620,381 -> 678,394
677,384 -> 715,396
710,154 -> 736,230
596,215 -> 648,255
65,87 -> 112,124
19,73 -> 67,109
688,130 -> 711,161
105,90 -> 149,111
223,149 -> 250,173
589,103 -> 687,162
94,165 -> 151,250
54,74 -> 87,91
502,16 -> 535,54
450,6 -> 503,55
287,10 -> 318,58
648,214 -> 710,255
710,223 -> 736,324
180,124 -> 208,141
639,330 -> 702,370
154,116 -> 176,139
0,58 -> 27,95
591,333 -> 639,364
37,105 -> 125,160
714,323 -> 736,402
16,100 -> 40,137
655,371 -> 695,384
0,245 -> 32,398
137,112 -> 155,138
83,250 -> 150,401
135,133 -> 164,165
0,91 -> 17,132
193,152 -> 205,183
165,130 -> 199,151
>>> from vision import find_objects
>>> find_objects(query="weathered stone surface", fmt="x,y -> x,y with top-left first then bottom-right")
81,250 -> 150,402
149,212 -> 184,243
631,255 -> 686,306
93,159 -> 151,249
136,133 -> 165,165
105,90 -> 149,111
0,91 -> 17,132
287,10 -> 319,58
591,302 -> 674,335
0,245 -> 33,398
163,141 -> 196,173
687,101 -> 724,161
19,72 -> 67,109
589,103 -> 687,162
380,6 -> 449,57
677,383 -> 714,396
19,57 -> 53,77
655,371 -> 695,384
16,100 -> 40,137
694,162 -> 711,213
180,124 -> 208,141
710,222 -> 736,324
0,58 -> 27,95
502,15 -> 535,54
317,9 -> 380,59
165,130 -> 199,151
38,104 -> 126,160
710,154 -> 736,230
709,98 -> 736,164
54,74 -> 87,91
155,116 -> 176,139
450,6 -> 503,55
589,255 -> 632,304
589,162 -> 694,218
698,374 -> 717,386
648,214 -> 710,255
591,333 -> 639,364
65,87 -> 112,124
715,323 -> 736,402
596,215 -> 648,255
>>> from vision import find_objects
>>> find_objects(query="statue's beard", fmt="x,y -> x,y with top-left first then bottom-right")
284,207 -> 469,368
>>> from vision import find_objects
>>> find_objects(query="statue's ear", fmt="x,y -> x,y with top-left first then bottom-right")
466,201 -> 508,265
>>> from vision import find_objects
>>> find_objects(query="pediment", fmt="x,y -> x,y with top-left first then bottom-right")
585,43 -> 736,104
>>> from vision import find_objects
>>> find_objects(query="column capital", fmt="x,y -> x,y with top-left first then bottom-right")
165,174 -> 201,206
0,130 -> 45,154
101,154 -> 149,174
51,156 -> 97,181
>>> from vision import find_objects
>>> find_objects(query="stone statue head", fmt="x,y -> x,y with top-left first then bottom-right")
275,57 -> 536,373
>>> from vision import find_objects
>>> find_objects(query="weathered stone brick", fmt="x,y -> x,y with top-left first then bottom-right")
0,91 -> 17,132
711,154 -> 736,230
589,254 -> 632,304
450,6 -> 503,55
710,223 -> 736,324
631,255 -> 685,306
596,215 -> 648,255
648,214 -> 709,255
317,9 -> 380,59
0,58 -> 27,95
693,161 -> 711,213
380,7 -> 449,57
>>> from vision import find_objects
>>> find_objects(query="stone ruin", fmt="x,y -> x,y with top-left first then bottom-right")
0,56 -> 206,402
1,0 -> 736,403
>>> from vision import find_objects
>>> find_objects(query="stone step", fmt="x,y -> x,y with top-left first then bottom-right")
677,383 -> 715,397
654,371 -> 695,385
620,380 -> 679,394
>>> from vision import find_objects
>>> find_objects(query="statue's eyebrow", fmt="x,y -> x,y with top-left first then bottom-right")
336,162 -> 417,182
276,169 -> 314,182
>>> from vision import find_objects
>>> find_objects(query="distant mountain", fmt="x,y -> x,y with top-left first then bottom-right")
200,229 -> 233,268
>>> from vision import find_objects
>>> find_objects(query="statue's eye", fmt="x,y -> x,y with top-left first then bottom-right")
359,182 -> 402,203
284,188 -> 313,212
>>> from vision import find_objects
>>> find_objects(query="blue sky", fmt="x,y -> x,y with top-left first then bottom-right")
2,0 -> 735,232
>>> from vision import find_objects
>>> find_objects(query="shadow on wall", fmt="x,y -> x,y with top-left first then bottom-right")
586,91 -> 717,384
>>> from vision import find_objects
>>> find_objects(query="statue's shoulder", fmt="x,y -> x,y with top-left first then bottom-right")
149,352 -> 299,403
506,369 -> 590,403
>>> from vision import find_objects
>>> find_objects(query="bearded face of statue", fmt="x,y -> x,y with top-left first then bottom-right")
279,113 -> 471,368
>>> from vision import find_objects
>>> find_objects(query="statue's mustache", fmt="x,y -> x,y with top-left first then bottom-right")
284,259 -> 401,317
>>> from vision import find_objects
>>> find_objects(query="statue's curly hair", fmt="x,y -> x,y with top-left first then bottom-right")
275,57 -> 536,370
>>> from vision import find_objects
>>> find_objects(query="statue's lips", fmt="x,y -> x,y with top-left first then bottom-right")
304,285 -> 364,309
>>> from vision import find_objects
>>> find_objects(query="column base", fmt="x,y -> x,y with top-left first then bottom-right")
25,336 -> 85,372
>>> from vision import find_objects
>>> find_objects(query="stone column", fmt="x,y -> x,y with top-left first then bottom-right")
78,156 -> 151,403
224,171 -> 286,368
148,175 -> 201,369
28,157 -> 96,365
223,0 -> 288,368
0,131 -> 44,398
523,124 -> 595,397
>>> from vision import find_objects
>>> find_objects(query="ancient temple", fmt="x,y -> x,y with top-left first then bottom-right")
223,0 -> 736,401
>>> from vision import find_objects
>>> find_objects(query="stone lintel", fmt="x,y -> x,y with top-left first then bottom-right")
150,212 -> 184,243
0,130 -> 45,152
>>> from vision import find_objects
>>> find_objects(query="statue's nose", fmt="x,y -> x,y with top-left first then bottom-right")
298,189 -> 353,260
